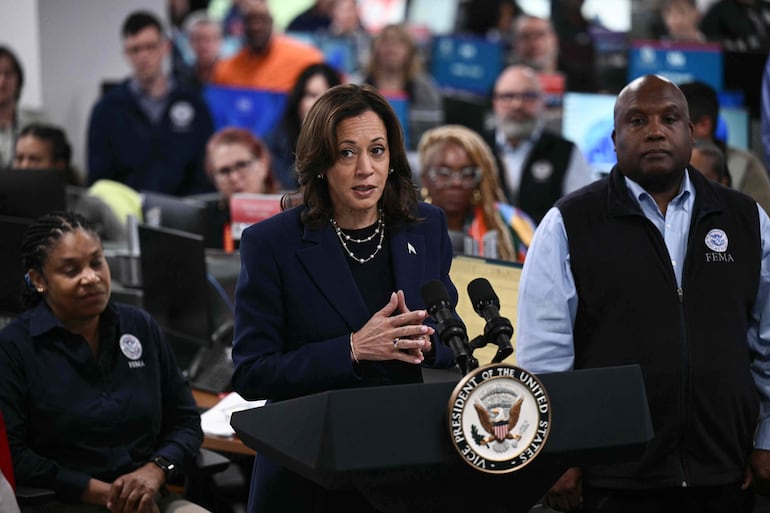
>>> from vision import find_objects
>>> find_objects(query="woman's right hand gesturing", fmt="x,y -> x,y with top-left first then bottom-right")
350,290 -> 434,364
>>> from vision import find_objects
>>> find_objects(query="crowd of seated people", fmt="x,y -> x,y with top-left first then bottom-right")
3,0 -> 769,240
2,1 -> 770,512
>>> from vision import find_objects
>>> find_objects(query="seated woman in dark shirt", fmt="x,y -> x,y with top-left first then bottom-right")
0,211 -> 208,513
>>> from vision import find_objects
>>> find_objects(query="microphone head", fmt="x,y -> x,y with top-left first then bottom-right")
467,277 -> 500,314
420,279 -> 450,313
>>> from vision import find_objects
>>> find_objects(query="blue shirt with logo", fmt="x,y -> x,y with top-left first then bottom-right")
0,301 -> 202,502
517,169 -> 770,449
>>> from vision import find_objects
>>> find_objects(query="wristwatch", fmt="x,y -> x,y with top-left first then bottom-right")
152,456 -> 177,479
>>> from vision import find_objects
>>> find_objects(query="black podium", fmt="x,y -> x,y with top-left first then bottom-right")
231,365 -> 653,513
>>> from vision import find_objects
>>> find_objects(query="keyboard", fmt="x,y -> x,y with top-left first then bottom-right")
191,345 -> 234,394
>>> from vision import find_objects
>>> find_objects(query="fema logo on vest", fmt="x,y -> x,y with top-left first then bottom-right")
704,228 -> 734,263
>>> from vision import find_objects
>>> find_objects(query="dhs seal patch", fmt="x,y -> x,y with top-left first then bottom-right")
704,229 -> 728,252
119,334 -> 143,360
448,364 -> 551,473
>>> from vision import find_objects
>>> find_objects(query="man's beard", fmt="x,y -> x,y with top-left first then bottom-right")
496,117 -> 538,141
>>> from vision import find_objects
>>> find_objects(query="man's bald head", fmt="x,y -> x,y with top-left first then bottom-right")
612,74 -> 694,193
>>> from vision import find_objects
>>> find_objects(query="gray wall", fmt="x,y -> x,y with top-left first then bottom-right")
38,0 -> 166,178
0,0 -> 43,108
0,0 -> 166,178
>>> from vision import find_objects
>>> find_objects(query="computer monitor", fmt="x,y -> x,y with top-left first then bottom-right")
562,91 -> 618,176
141,191 -> 214,245
358,0 -> 407,33
229,193 -> 283,241
627,40 -> 723,91
0,215 -> 32,315
407,0 -> 459,35
442,93 -> 490,140
723,50 -> 766,118
430,35 -> 504,96
138,224 -> 212,350
384,93 -> 411,150
718,107 -> 749,150
286,31 -> 360,76
203,85 -> 287,137
0,169 -> 67,220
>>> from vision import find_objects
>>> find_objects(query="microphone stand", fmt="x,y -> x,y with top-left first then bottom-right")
468,316 -> 514,364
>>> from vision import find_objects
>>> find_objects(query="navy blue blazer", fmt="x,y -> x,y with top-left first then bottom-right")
231,201 -> 457,402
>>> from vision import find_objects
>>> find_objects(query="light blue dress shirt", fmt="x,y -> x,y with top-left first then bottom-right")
516,170 -> 770,449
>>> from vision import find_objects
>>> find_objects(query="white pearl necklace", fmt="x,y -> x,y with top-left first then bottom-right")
330,211 -> 385,264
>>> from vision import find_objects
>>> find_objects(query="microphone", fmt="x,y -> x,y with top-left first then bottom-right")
467,278 -> 514,363
420,280 -> 475,375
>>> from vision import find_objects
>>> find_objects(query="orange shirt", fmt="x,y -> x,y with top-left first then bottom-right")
212,35 -> 324,93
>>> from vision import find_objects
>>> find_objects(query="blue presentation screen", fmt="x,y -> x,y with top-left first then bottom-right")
203,86 -> 287,137
627,40 -> 723,91
430,35 -> 504,95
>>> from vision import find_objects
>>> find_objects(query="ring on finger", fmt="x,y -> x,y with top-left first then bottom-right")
393,337 -> 400,348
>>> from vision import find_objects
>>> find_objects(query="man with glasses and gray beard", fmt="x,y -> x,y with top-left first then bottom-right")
483,65 -> 593,223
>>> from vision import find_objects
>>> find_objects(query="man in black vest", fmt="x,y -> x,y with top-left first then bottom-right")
517,74 -> 770,511
484,64 -> 593,224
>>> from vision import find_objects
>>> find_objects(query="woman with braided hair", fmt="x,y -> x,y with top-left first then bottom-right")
417,124 -> 535,263
0,211 -> 209,513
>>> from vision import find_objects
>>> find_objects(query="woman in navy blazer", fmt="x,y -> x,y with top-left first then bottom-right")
232,84 -> 458,512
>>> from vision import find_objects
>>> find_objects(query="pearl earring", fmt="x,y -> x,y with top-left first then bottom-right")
389,168 -> 394,174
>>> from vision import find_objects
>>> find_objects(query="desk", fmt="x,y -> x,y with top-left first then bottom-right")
193,389 -> 256,456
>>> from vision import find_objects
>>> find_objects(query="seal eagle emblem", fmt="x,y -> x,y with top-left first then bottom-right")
473,397 -> 523,446
448,363 -> 551,473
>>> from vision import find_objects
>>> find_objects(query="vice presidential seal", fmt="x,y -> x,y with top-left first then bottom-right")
448,363 -> 551,473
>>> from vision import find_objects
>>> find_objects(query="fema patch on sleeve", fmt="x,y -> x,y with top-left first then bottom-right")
704,229 -> 728,252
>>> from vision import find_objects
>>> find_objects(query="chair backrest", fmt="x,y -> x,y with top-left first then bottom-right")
138,224 -> 213,348
0,410 -> 15,491
0,216 -> 33,316
0,170 -> 66,220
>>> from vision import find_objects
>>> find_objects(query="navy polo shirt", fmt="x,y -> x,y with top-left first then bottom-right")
0,301 -> 202,502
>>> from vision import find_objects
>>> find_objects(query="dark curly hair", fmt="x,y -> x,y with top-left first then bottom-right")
295,83 -> 419,228
20,211 -> 100,308
0,45 -> 24,101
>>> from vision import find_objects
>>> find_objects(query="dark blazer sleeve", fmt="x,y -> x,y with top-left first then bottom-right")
412,205 -> 458,369
230,204 -> 460,401
231,210 -> 362,401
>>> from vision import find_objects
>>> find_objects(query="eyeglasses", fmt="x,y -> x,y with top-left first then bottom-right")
124,40 -> 162,56
427,166 -> 482,189
214,159 -> 256,177
493,91 -> 541,103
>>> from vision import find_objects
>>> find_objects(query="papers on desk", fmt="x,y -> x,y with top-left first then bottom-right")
200,392 -> 266,437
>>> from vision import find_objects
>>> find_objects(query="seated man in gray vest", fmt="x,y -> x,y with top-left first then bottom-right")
484,64 -> 593,224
